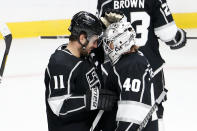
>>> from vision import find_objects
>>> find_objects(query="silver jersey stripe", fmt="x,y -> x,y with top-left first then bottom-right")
101,64 -> 108,76
152,63 -> 165,77
125,123 -> 134,131
59,106 -> 86,116
113,66 -> 122,100
160,8 -> 169,23
140,69 -> 148,102
47,66 -> 52,98
61,49 -> 73,56
48,94 -> 71,116
67,61 -> 82,94
157,0 -> 169,24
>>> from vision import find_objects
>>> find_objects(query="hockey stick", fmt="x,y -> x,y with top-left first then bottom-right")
0,22 -> 12,84
40,35 -> 197,40
137,88 -> 168,131
186,37 -> 197,39
90,110 -> 104,131
40,35 -> 69,39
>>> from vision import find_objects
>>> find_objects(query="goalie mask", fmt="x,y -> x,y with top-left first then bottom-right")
102,21 -> 136,65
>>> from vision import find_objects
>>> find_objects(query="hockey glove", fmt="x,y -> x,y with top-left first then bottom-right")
100,9 -> 126,28
166,28 -> 187,50
85,87 -> 117,111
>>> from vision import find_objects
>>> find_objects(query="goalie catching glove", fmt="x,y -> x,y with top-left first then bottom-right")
100,9 -> 126,28
85,87 -> 117,111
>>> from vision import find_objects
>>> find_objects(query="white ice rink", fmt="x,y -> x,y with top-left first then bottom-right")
0,29 -> 197,131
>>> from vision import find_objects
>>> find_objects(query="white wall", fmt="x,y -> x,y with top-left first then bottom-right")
0,0 -> 196,22
167,0 -> 197,13
0,0 -> 97,22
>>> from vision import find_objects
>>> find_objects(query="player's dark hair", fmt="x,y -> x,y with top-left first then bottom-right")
69,31 -> 87,41
68,11 -> 102,41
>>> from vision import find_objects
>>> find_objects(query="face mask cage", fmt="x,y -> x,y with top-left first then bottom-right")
102,37 -> 114,55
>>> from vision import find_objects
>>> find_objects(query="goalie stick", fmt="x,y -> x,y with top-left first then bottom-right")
186,37 -> 197,39
0,22 -> 12,84
137,88 -> 168,131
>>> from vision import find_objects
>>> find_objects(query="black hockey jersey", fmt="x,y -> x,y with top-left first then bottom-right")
97,0 -> 178,71
99,52 -> 155,131
44,45 -> 103,131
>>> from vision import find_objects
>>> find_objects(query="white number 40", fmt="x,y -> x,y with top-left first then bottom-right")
123,78 -> 141,92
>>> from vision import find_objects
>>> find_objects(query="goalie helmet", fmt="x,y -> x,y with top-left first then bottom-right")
68,11 -> 103,40
102,21 -> 136,65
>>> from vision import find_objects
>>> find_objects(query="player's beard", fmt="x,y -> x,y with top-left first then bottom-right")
79,47 -> 89,58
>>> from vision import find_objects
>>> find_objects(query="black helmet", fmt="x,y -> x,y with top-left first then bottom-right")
68,11 -> 103,39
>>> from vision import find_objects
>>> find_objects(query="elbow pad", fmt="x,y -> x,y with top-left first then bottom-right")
165,28 -> 187,50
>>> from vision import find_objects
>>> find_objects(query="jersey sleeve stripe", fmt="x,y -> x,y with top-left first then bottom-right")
125,123 -> 134,131
67,61 -> 82,94
116,100 -> 151,124
159,8 -> 169,23
101,64 -> 108,76
152,63 -> 165,77
113,67 -> 122,90
154,21 -> 177,42
59,105 -> 86,116
48,94 -> 71,116
139,69 -> 148,102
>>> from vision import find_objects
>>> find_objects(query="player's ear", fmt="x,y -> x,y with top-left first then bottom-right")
79,33 -> 87,43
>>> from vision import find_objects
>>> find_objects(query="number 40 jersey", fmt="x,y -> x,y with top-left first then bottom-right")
97,0 -> 178,71
101,52 -> 156,131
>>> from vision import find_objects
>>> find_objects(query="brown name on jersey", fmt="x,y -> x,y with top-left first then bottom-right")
114,0 -> 145,9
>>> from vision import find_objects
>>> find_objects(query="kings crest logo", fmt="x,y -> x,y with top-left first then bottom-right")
86,68 -> 101,89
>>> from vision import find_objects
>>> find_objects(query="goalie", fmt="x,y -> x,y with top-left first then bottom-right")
97,21 -> 159,131
95,0 -> 187,130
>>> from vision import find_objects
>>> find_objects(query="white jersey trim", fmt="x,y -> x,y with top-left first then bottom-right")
101,64 -> 108,76
159,8 -> 169,24
48,95 -> 71,116
59,105 -> 86,116
140,69 -> 148,102
152,63 -> 165,77
154,21 -> 178,42
116,100 -> 151,124
125,123 -> 134,131
67,61 -> 82,94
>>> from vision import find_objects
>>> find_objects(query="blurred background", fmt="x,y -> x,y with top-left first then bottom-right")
0,0 -> 197,131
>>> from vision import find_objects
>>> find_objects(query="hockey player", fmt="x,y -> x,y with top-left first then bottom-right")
44,11 -> 117,131
99,21 -> 158,131
96,0 -> 187,128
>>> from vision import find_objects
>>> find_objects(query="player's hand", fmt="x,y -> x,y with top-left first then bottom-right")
170,28 -> 187,50
100,9 -> 126,28
85,87 -> 117,111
